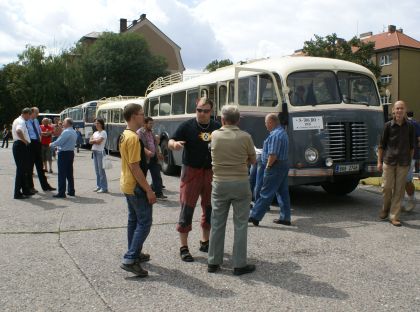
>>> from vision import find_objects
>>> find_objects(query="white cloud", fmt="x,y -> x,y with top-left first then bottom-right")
0,0 -> 419,69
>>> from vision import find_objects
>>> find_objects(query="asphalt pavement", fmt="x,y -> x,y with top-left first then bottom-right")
0,146 -> 419,312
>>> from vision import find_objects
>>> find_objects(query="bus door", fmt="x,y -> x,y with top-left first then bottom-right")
199,84 -> 218,116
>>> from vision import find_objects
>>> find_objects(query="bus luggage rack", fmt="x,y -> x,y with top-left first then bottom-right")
325,122 -> 368,162
145,72 -> 183,96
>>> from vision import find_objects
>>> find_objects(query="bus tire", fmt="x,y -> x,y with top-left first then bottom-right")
160,139 -> 179,176
321,177 -> 360,195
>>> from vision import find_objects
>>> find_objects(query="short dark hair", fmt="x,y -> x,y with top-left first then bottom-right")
197,97 -> 214,109
123,103 -> 143,122
22,107 -> 32,115
144,117 -> 154,123
94,118 -> 105,129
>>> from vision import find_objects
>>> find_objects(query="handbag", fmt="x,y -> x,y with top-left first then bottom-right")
102,141 -> 112,170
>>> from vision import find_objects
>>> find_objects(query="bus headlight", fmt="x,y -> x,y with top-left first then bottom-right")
305,147 -> 319,164
325,157 -> 334,167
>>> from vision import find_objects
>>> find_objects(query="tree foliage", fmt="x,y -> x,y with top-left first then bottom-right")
0,32 -> 168,126
204,59 -> 233,72
303,33 -> 381,78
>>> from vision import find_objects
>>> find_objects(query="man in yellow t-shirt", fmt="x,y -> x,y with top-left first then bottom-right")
119,103 -> 156,277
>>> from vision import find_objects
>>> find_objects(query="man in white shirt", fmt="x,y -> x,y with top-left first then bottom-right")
11,108 -> 32,199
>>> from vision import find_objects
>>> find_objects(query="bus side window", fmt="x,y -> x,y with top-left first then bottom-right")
238,76 -> 257,106
201,89 -> 208,98
187,89 -> 199,113
172,91 -> 186,115
159,95 -> 171,116
259,74 -> 278,107
113,109 -> 120,123
228,81 -> 234,104
150,98 -> 159,117
219,85 -> 227,110
144,99 -> 149,116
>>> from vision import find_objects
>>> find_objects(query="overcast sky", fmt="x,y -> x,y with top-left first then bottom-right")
1,0 -> 419,71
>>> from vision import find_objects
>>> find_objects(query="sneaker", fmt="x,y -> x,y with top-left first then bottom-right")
156,193 -> 168,200
404,198 -> 416,212
120,261 -> 148,277
93,187 -> 100,192
97,189 -> 108,193
139,252 -> 150,263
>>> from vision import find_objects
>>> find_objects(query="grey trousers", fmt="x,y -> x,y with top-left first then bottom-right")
208,180 -> 251,268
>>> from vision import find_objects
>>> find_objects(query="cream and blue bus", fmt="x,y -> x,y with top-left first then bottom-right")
96,96 -> 145,152
144,56 -> 384,195
59,100 -> 98,144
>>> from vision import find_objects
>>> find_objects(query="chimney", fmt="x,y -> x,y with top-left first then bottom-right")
140,14 -> 146,20
132,19 -> 137,26
360,31 -> 372,39
388,25 -> 396,33
120,18 -> 127,33
397,28 -> 403,33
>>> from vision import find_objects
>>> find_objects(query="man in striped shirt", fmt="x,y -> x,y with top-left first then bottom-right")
249,113 -> 291,226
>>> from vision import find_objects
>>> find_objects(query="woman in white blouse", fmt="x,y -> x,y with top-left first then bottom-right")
89,118 -> 108,193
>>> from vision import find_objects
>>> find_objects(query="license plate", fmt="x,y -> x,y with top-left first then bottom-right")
335,164 -> 360,173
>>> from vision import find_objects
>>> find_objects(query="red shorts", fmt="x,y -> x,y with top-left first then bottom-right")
176,165 -> 213,233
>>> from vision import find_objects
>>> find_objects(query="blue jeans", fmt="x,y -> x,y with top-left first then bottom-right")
148,157 -> 163,194
249,154 -> 262,199
250,160 -> 291,222
57,151 -> 75,196
123,185 -> 153,264
93,150 -> 108,191
253,159 -> 265,201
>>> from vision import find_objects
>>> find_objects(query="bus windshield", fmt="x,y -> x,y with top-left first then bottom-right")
287,70 -> 379,106
85,106 -> 96,123
337,71 -> 380,106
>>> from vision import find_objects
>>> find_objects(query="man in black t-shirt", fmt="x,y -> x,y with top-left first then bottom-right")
169,97 -> 221,262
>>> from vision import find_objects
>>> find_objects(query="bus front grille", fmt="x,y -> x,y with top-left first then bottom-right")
325,122 -> 368,162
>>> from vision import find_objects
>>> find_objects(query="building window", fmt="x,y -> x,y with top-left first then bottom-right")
379,54 -> 392,66
380,75 -> 392,85
380,95 -> 392,105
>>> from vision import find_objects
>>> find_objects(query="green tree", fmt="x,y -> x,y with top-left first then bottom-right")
303,33 -> 381,78
79,32 -> 168,98
204,59 -> 233,72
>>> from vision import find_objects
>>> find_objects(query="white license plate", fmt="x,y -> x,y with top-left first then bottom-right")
335,164 -> 360,173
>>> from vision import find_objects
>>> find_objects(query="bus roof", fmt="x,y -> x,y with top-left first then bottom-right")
147,56 -> 376,98
96,97 -> 145,111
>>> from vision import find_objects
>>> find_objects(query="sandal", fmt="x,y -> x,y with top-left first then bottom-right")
199,240 -> 209,252
180,246 -> 194,262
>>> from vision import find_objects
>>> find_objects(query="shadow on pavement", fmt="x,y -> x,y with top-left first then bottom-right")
210,256 -> 348,300
127,263 -> 236,298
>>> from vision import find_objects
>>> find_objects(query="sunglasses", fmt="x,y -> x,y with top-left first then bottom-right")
196,108 -> 211,113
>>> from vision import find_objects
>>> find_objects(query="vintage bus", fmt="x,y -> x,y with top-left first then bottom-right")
96,97 -> 145,152
37,113 -> 60,124
59,100 -> 98,144
144,56 -> 384,195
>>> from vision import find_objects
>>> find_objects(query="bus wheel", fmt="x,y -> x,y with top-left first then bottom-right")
321,177 -> 360,195
160,139 -> 179,176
